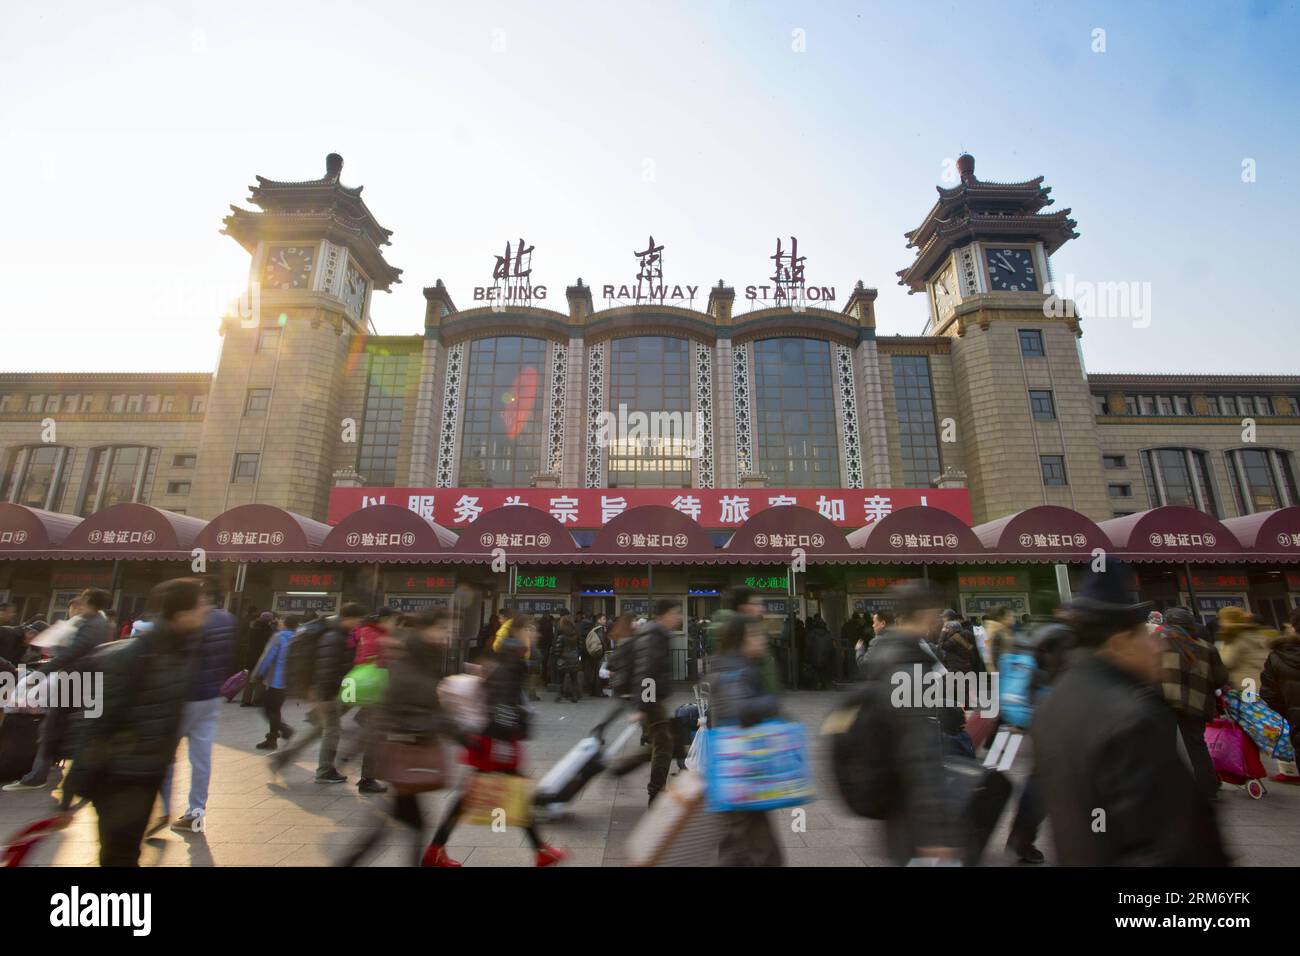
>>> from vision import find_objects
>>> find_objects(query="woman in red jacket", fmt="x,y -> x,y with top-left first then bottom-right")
424,615 -> 567,867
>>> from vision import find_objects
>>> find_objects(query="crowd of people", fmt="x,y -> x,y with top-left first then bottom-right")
1,567 -> 1298,868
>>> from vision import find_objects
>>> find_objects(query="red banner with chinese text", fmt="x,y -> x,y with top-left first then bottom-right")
327,487 -> 972,530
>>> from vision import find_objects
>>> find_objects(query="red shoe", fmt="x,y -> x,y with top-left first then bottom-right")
421,844 -> 462,867
535,844 -> 568,867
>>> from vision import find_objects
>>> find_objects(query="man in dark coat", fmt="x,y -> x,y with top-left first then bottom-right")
805,615 -> 834,690
1030,563 -> 1227,866
241,611 -> 275,706
1262,606 -> 1300,775
314,603 -> 367,784
160,580 -> 237,832
633,600 -> 681,803
6,589 -> 113,790
66,578 -> 205,866
861,582 -> 961,864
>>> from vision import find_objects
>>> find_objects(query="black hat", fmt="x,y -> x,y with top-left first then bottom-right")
24,620 -> 49,634
1163,605 -> 1195,628
1066,561 -> 1151,631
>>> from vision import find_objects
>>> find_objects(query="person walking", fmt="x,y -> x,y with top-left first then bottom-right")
339,610 -> 456,866
65,578 -> 205,866
313,603 -> 367,785
159,579 -> 237,832
839,611 -> 866,682
1155,606 -> 1229,802
805,614 -> 834,690
3,589 -> 113,792
1217,606 -> 1290,764
859,582 -> 961,864
252,614 -> 298,750
424,615 -> 567,867
583,612 -> 609,698
552,614 -> 581,702
1030,563 -> 1226,866
633,599 -> 681,804
1262,605 -> 1300,779
240,611 -> 274,707
711,608 -> 784,866
349,607 -> 395,794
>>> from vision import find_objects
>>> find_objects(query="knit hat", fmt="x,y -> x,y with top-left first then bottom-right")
1065,560 -> 1151,644
1216,605 -> 1252,640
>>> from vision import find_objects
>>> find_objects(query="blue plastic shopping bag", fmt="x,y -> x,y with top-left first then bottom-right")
704,719 -> 815,812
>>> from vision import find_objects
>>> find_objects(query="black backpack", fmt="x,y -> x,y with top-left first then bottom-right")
284,618 -> 330,699
823,681 -> 898,819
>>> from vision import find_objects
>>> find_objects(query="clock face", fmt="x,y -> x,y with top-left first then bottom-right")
343,261 -> 368,316
262,245 -> 315,290
985,247 -> 1038,292
933,264 -> 958,314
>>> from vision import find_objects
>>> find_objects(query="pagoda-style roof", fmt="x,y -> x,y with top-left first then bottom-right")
221,153 -> 402,291
897,154 -> 1078,292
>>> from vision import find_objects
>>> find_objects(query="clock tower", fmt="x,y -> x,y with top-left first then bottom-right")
188,154 -> 402,521
897,154 -> 1108,523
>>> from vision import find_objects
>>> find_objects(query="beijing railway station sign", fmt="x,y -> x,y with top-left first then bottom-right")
328,486 -> 972,530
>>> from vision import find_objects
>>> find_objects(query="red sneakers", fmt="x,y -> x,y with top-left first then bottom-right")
535,844 -> 568,867
421,845 -> 462,867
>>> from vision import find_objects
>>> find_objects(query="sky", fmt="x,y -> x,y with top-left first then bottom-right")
1,0 -> 1297,374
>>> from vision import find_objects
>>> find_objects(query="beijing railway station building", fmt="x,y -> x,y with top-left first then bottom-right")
2,152 -> 1300,671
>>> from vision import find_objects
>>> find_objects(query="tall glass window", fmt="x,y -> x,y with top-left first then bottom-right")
1140,447 -> 1219,516
892,355 -> 943,488
1226,448 -> 1296,513
2,446 -> 72,510
356,352 -> 409,486
752,338 -> 840,487
458,336 -> 546,487
606,336 -> 692,487
79,446 -> 154,515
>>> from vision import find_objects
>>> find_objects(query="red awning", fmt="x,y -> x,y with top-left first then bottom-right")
58,502 -> 207,560
1095,506 -> 1246,562
583,505 -> 718,564
1220,507 -> 1300,561
449,506 -> 580,564
971,505 -> 1110,562
0,503 -> 82,557
847,506 -> 987,564
723,506 -> 856,564
319,504 -> 458,563
192,504 -> 331,562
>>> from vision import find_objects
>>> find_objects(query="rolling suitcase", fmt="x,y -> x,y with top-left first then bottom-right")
945,754 -> 1012,866
534,704 -> 638,806
0,714 -> 41,783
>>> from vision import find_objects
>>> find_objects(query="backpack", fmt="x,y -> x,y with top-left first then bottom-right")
822,682 -> 898,819
607,633 -> 640,697
997,650 -> 1039,729
585,627 -> 605,657
284,618 -> 330,699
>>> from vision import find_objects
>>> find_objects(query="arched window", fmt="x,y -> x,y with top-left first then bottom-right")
79,446 -> 156,515
1224,447 -> 1298,514
0,445 -> 74,511
606,336 -> 692,488
458,336 -> 546,487
751,338 -> 840,487
1139,447 -> 1218,516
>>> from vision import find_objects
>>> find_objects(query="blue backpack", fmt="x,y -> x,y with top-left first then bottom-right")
998,649 -> 1039,728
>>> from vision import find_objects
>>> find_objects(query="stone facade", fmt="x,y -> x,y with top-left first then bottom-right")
2,155 -> 1298,527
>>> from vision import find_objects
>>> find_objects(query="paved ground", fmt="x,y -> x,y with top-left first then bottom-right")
3,688 -> 1297,866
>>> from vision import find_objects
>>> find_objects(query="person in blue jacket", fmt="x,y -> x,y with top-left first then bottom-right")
252,614 -> 299,751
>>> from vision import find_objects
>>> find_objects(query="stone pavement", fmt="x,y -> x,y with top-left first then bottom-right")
2,688 -> 1297,866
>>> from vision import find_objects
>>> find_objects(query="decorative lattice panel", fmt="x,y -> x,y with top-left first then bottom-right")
694,342 -> 715,488
835,343 -> 865,488
732,341 -> 754,475
434,342 -> 464,487
546,342 -> 567,474
584,341 -> 606,488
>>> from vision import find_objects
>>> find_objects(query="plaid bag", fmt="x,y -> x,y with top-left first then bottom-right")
461,772 -> 535,827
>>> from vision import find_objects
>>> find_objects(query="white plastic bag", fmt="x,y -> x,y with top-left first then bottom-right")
684,726 -> 708,772
437,672 -> 487,735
